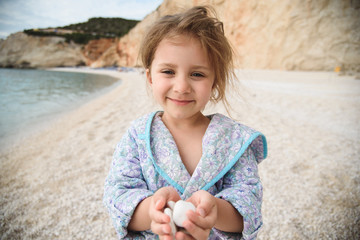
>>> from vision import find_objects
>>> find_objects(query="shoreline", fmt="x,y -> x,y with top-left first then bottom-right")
0,67 -> 127,152
0,68 -> 359,239
46,66 -> 144,78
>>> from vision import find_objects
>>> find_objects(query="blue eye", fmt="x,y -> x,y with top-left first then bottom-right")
192,72 -> 204,77
162,70 -> 174,75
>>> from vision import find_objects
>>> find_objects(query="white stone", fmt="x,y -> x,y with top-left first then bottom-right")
172,200 -> 196,227
164,208 -> 177,237
167,201 -> 176,210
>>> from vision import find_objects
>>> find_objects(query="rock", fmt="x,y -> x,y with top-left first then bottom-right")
167,201 -> 176,210
172,200 -> 196,227
164,200 -> 196,236
0,32 -> 85,68
82,38 -> 117,66
116,0 -> 360,72
89,44 -> 121,68
1,0 -> 359,71
164,207 -> 177,237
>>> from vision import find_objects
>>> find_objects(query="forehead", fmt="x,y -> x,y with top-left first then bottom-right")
153,34 -> 210,67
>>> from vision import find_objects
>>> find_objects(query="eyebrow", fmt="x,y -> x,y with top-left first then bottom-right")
158,63 -> 177,68
157,63 -> 210,71
192,65 -> 210,71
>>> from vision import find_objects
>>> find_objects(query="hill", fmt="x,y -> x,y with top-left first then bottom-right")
1,0 -> 359,71
114,0 -> 360,72
24,17 -> 139,44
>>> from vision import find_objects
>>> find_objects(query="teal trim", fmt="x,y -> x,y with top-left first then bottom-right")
145,111 -> 185,194
137,134 -> 146,140
201,132 -> 266,191
262,135 -> 268,159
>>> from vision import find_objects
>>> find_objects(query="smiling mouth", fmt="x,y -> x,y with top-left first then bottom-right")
167,97 -> 194,106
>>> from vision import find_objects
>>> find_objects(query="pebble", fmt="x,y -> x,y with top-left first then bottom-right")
164,207 -> 177,237
166,200 -> 196,228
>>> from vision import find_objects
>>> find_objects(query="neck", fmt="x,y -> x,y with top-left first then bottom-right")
161,112 -> 210,131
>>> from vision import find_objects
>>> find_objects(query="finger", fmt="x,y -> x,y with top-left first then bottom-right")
186,190 -> 209,205
168,189 -> 182,202
154,188 -> 180,207
186,195 -> 199,207
186,209 -> 214,230
175,230 -> 196,240
161,235 -> 176,240
152,209 -> 170,224
182,219 -> 208,240
151,221 -> 172,236
155,197 -> 167,210
195,198 -> 214,216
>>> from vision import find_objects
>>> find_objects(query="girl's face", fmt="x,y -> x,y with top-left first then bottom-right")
147,34 -> 215,123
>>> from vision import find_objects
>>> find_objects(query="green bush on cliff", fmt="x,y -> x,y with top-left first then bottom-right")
24,17 -> 139,44
63,17 -> 138,37
64,33 -> 95,44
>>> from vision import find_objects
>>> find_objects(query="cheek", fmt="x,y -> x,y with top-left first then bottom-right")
195,85 -> 213,105
203,82 -> 215,98
205,90 -> 213,102
151,79 -> 169,97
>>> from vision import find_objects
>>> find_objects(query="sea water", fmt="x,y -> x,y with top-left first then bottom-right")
0,68 -> 119,147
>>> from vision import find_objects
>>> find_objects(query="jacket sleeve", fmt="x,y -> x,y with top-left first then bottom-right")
214,147 -> 263,240
103,127 -> 153,239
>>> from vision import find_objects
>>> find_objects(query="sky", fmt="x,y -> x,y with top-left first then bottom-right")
0,0 -> 163,39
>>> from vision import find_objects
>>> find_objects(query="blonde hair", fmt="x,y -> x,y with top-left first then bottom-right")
139,6 -> 235,107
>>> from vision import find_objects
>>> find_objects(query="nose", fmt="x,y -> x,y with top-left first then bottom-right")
173,74 -> 191,94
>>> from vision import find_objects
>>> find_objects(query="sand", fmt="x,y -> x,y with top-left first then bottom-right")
0,68 -> 359,239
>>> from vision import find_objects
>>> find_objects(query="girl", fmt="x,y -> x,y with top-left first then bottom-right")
103,6 -> 267,240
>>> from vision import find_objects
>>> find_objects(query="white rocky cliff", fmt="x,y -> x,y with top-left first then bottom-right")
0,32 -> 85,68
0,0 -> 359,71
114,0 -> 360,72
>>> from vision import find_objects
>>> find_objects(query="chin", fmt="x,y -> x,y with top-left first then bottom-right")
164,110 -> 202,120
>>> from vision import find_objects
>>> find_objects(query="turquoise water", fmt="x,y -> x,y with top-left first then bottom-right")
0,68 -> 119,146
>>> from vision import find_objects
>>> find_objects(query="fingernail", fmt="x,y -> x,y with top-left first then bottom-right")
163,225 -> 170,234
198,208 -> 206,217
155,200 -> 162,208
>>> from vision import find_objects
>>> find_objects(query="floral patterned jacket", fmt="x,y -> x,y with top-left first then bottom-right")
103,112 -> 267,239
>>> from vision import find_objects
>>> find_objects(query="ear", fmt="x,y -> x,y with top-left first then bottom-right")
146,69 -> 152,85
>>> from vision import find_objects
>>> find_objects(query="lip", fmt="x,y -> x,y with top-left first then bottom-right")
167,97 -> 194,106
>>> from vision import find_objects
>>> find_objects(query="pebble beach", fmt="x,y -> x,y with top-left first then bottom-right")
0,68 -> 359,239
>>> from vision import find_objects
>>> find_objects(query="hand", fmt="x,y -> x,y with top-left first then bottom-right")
149,187 -> 181,240
176,190 -> 217,240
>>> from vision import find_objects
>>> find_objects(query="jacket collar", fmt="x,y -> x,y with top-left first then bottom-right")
145,111 -> 267,199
